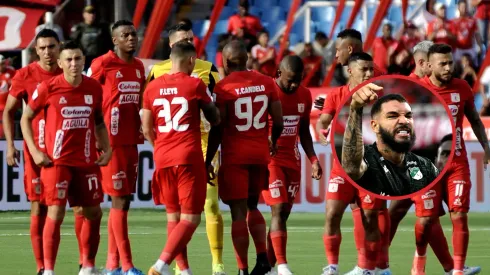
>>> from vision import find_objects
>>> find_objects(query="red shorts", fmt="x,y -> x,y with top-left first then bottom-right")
411,182 -> 444,217
325,173 -> 384,210
41,165 -> 103,207
24,150 -> 43,202
151,165 -> 206,214
101,145 -> 139,197
218,164 -> 268,202
444,163 -> 471,213
263,165 -> 301,206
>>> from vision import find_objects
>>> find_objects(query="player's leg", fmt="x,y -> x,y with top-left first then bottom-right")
387,199 -> 412,244
40,165 -> 71,275
203,152 -> 225,275
73,166 -> 104,275
321,175 -> 353,275
72,206 -> 85,271
25,158 -> 48,274
376,206 -> 391,273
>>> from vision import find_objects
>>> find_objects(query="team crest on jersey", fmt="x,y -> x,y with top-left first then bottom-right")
116,71 -> 123,78
409,167 -> 423,180
136,69 -> 141,79
298,103 -> 305,113
59,96 -> 67,104
85,95 -> 93,104
451,93 -> 460,103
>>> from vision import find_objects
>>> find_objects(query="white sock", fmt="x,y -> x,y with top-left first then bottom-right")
44,271 -> 55,275
180,269 -> 193,275
329,264 -> 339,268
153,259 -> 169,273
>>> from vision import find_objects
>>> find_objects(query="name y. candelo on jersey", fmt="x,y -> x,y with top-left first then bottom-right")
235,85 -> 266,95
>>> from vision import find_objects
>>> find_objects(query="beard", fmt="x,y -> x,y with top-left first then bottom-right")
434,71 -> 453,84
378,125 -> 416,153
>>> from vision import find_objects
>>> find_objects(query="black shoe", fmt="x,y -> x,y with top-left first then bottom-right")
238,269 -> 249,275
250,253 -> 272,275
37,268 -> 44,275
79,264 -> 82,271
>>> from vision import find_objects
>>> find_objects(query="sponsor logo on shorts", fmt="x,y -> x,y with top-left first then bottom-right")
421,189 -> 437,199
118,81 -> 140,93
112,171 -> 127,180
269,179 -> 283,189
363,194 -> 372,204
62,118 -> 89,130
453,198 -> 462,206
32,177 -> 40,184
34,182 -> 41,195
56,181 -> 68,189
448,104 -> 458,116
119,94 -> 140,104
113,180 -> 123,190
61,106 -> 92,118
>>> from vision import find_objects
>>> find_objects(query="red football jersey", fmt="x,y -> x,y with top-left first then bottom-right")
372,37 -> 397,72
215,71 -> 279,165
420,76 -> 474,164
143,72 -> 210,169
269,82 -> 312,170
88,51 -> 145,146
452,17 -> 478,50
408,72 -> 420,79
427,19 -> 456,46
227,14 -> 263,36
0,67 -> 16,111
251,44 -> 277,77
28,75 -> 103,166
9,62 -> 62,150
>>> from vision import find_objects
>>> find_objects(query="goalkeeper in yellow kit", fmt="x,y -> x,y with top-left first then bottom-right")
145,23 -> 225,275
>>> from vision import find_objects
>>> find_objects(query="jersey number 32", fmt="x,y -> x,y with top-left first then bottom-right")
234,95 -> 268,131
153,97 -> 189,133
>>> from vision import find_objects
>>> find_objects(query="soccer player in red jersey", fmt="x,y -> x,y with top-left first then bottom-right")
2,29 -> 63,275
20,40 -> 112,275
87,20 -> 145,275
317,53 -> 387,275
143,41 -> 220,275
408,41 -> 434,80
419,43 -> 487,275
205,40 -> 284,275
263,55 -> 323,275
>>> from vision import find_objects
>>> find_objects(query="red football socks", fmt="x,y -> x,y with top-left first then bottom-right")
167,221 -> 189,270
231,220 -> 250,269
159,220 -> 198,265
362,241 -> 380,270
323,234 -> 341,265
452,215 -> 469,271
31,215 -> 46,271
74,213 -> 84,266
428,218 -> 453,271
414,219 -> 428,256
352,208 -> 366,267
106,212 -> 119,270
377,209 -> 390,269
110,209 -> 134,271
43,217 -> 62,271
81,216 -> 101,268
270,230 -> 288,265
247,209 -> 267,254
266,231 -> 276,266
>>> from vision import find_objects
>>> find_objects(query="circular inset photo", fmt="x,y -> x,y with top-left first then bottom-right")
329,75 -> 456,200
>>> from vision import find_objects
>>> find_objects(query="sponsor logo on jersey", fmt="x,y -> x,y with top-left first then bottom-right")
38,119 -> 45,149
118,81 -> 140,93
283,115 -> 300,126
451,93 -> 460,102
84,129 -> 91,159
406,160 -> 418,166
112,171 -> 127,180
59,96 -> 67,104
282,115 -> 300,136
116,71 -> 123,78
298,103 -> 305,113
85,95 -> 93,104
53,130 -> 64,159
448,104 -> 458,116
61,106 -> 92,118
62,118 -> 89,130
119,94 -> 140,104
234,85 -> 265,95
111,107 -> 119,135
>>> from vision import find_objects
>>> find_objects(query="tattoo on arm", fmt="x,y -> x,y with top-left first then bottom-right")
341,107 -> 365,180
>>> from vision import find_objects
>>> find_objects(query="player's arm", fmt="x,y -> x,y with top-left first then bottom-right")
94,98 -> 112,166
317,113 -> 333,142
341,105 -> 368,180
141,85 -> 156,146
269,99 -> 284,147
299,109 -> 323,179
3,95 -> 21,166
205,103 -> 225,166
86,57 -> 105,83
464,98 -> 490,153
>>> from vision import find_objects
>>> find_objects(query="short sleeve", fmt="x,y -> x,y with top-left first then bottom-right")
87,57 -> 105,84
9,72 -> 27,100
142,82 -> 153,110
28,81 -> 48,114
322,90 -> 338,116
196,80 -> 212,105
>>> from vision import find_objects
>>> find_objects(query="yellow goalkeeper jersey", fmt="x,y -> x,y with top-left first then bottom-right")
145,58 -> 220,154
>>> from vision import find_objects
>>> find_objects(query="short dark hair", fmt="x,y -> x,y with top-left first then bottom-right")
279,55 -> 304,74
427,43 -> 453,59
370,94 -> 408,118
239,0 -> 250,9
315,31 -> 327,41
348,52 -> 373,64
168,23 -> 192,38
179,18 -> 193,29
35,29 -> 60,43
440,133 -> 452,145
170,40 -> 196,59
111,20 -> 134,32
458,0 -> 466,5
337,29 -> 362,43
59,40 -> 83,53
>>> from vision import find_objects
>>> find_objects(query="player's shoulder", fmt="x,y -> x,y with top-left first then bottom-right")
82,75 -> 103,89
451,77 -> 472,90
12,65 -> 30,80
134,57 -> 145,69
297,84 -> 312,97
408,152 -> 437,172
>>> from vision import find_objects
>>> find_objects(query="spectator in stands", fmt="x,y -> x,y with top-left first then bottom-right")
179,18 -> 202,51
277,34 -> 295,61
0,55 -> 15,139
215,33 -> 232,77
301,43 -> 323,87
453,0 -> 483,63
394,22 -> 422,53
227,0 -> 263,47
471,0 -> 490,47
293,32 -> 333,64
479,65 -> 490,115
459,53 -> 478,87
427,3 -> 456,47
70,5 -> 112,71
35,12 -> 65,42
251,31 -> 277,77
371,23 -> 397,72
